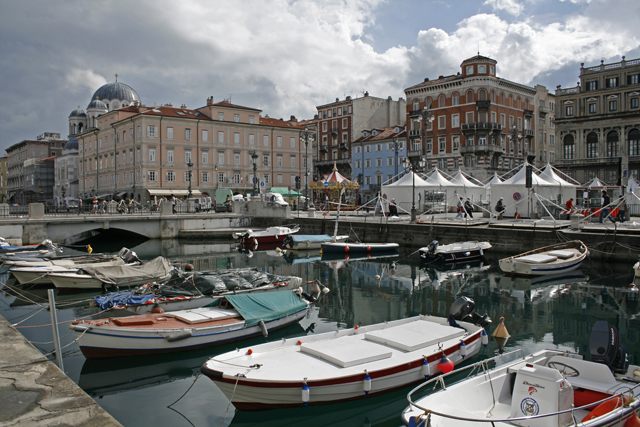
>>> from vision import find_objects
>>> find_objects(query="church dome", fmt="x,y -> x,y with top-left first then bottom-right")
87,98 -> 108,109
91,81 -> 141,103
69,108 -> 86,117
63,137 -> 79,152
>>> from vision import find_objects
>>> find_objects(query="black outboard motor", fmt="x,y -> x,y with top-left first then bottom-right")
449,296 -> 491,327
590,321 -> 628,373
427,240 -> 438,255
119,248 -> 141,264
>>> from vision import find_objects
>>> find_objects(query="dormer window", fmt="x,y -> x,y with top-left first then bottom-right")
362,131 -> 370,137
490,66 -> 495,74
478,65 -> 486,73
372,130 -> 378,136
394,127 -> 401,133
466,66 -> 474,75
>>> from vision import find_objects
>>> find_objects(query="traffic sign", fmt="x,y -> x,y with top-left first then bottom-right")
513,192 -> 521,201
260,182 -> 265,187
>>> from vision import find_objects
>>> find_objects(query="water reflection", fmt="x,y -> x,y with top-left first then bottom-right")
1,241 -> 639,427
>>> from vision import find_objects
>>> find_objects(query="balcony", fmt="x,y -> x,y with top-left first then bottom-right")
339,143 -> 348,150
409,110 -> 423,118
538,106 -> 548,116
409,129 -> 421,138
524,109 -> 534,117
557,157 -> 621,167
459,144 -> 504,155
461,122 -> 502,135
476,100 -> 491,109
407,149 -> 423,159
315,158 -> 350,167
524,129 -> 534,137
319,145 -> 328,152
330,128 -> 338,136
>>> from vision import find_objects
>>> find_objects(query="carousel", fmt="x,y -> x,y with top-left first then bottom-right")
311,163 -> 360,211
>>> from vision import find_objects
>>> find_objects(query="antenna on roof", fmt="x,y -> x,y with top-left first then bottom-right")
115,73 -> 118,82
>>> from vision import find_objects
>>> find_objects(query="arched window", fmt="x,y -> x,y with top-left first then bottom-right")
564,135 -> 575,159
111,102 -> 119,110
515,97 -> 521,109
586,132 -> 598,158
525,99 -> 530,110
438,94 -> 446,108
425,97 -> 432,109
500,92 -> 505,105
629,129 -> 640,156
478,89 -> 487,101
78,123 -> 83,133
466,90 -> 474,103
413,99 -> 420,111
606,131 -> 618,157
508,94 -> 513,107
452,92 -> 460,106
491,90 -> 496,103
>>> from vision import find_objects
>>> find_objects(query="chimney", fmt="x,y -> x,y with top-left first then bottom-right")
290,115 -> 297,122
206,96 -> 213,106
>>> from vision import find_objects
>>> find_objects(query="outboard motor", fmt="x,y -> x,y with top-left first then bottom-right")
449,296 -> 491,327
119,248 -> 141,264
427,240 -> 438,255
590,320 -> 628,373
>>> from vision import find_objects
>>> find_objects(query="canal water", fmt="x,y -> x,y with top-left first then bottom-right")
0,240 -> 638,427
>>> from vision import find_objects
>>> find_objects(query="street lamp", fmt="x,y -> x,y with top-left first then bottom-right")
393,136 -> 400,181
299,126 -> 312,210
214,163 -> 219,189
187,160 -> 193,198
251,150 -> 259,196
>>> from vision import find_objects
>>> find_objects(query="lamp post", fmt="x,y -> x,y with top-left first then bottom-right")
187,160 -> 193,198
299,126 -> 312,210
393,136 -> 400,181
214,163 -> 218,189
251,150 -> 258,196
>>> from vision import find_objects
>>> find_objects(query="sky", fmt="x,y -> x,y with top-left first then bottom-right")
1,0 -> 639,152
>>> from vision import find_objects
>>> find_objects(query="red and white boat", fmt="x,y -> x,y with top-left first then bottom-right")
235,225 -> 300,247
200,298 -> 490,410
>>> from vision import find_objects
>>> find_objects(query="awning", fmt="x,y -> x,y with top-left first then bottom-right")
268,187 -> 304,197
147,189 -> 202,197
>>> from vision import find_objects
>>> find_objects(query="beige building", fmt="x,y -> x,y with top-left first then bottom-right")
554,57 -> 640,185
533,85 -> 556,168
75,97 -> 306,201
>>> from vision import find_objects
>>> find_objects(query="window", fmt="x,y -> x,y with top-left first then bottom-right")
438,116 -> 446,129
586,132 -> 598,158
234,153 -> 241,165
218,112 -> 224,121
167,149 -> 174,163
565,105 -> 573,116
438,158 -> 446,169
438,137 -> 446,153
589,103 -> 597,114
263,135 -> 269,146
185,151 -> 192,164
452,94 -> 459,106
355,159 -> 361,169
607,131 -> 618,157
452,135 -> 460,151
148,170 -> 157,182
365,145 -> 371,153
249,134 -> 255,145
184,128 -> 191,141
631,98 -> 639,109
478,65 -> 486,73
479,136 -> 487,146
147,125 -> 157,138
609,99 -> 618,111
628,74 -> 639,85
374,158 -> 381,167
332,150 -> 338,160
606,77 -> 618,88
201,172 -> 210,183
218,131 -> 225,144
130,128 -> 133,141
218,172 -> 225,183
490,65 -> 495,74
137,126 -> 141,139
587,81 -> 598,91
277,155 -> 283,167
166,171 -> 176,182
466,90 -> 474,103
290,155 -> 296,168
342,118 -> 348,128
218,152 -> 225,165
466,112 -> 474,123
202,151 -> 209,165
233,114 -> 240,123
263,174 -> 270,184
365,159 -> 371,168
277,136 -> 282,147
466,65 -> 473,74
290,137 -> 295,148
629,129 -> 640,156
355,146 -> 361,154
376,144 -> 382,152
387,157 -> 393,166
149,148 -> 156,162
202,129 -> 208,142
234,132 -> 240,144
452,114 -> 459,128
500,114 -> 506,127
425,138 -> 432,153
263,155 -> 270,166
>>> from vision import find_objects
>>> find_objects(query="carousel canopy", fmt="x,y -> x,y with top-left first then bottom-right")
311,163 -> 359,190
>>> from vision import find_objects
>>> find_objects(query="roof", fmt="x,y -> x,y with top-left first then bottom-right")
260,116 -> 304,129
383,170 -> 428,187
353,127 -> 406,143
69,108 -> 86,117
461,54 -> 497,65
63,138 -> 78,152
211,100 -> 262,112
92,81 -> 141,103
449,170 -> 482,188
405,74 -> 462,92
141,106 -> 212,120
88,98 -> 108,109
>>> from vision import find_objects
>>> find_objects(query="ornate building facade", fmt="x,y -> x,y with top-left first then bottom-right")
554,57 -> 640,186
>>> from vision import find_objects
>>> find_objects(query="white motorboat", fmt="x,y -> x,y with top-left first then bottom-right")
499,240 -> 589,276
282,234 -> 348,250
419,240 -> 492,262
49,256 -> 174,290
235,225 -> 300,247
69,290 -> 311,359
200,297 -> 490,410
403,321 -> 640,427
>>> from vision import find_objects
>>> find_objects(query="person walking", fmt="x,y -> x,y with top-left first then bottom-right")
77,196 -> 82,215
389,198 -> 398,216
456,197 -> 464,218
599,190 -> 615,223
92,196 -> 98,214
565,198 -> 573,210
171,195 -> 176,214
464,198 -> 474,219
495,197 -> 505,220
616,195 -> 627,223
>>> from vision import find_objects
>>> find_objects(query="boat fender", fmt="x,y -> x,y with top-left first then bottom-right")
345,246 -> 350,252
259,320 -> 268,338
166,329 -> 193,342
70,324 -> 90,332
439,353 -> 454,374
302,379 -> 310,406
626,413 -> 640,427
582,396 -> 628,422
363,371 -> 371,395
422,357 -> 431,379
481,329 -> 488,348
459,341 -> 467,359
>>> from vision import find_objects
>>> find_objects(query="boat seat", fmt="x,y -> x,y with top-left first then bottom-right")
546,355 -> 619,395
300,336 -> 392,368
165,308 -> 239,324
516,254 -> 557,264
364,320 -> 464,352
547,250 -> 575,260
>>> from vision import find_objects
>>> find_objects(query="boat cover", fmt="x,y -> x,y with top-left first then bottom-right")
287,234 -> 333,243
80,256 -> 173,285
225,290 -> 307,326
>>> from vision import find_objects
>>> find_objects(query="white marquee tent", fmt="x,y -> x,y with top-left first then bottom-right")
448,170 -> 485,202
381,171 -> 430,212
484,172 -> 503,205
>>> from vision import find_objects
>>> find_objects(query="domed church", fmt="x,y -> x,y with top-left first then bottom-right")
68,75 -> 141,137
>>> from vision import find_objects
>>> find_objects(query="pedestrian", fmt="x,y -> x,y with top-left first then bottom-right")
464,198 -> 474,219
616,195 -> 627,223
495,197 -> 505,220
92,196 -> 98,213
389,198 -> 398,216
78,196 -> 82,215
171,195 -> 176,214
456,197 -> 464,218
100,200 -> 107,214
565,198 -> 573,210
599,190 -> 615,223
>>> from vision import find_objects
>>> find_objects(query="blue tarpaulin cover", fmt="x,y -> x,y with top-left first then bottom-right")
93,291 -> 155,310
225,290 -> 307,326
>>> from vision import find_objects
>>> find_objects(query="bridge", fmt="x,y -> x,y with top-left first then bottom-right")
0,200 -> 290,245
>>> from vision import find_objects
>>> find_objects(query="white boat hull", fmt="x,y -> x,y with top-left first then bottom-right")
499,241 -> 589,276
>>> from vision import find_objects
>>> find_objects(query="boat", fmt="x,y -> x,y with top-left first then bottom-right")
499,240 -> 589,276
321,250 -> 399,262
48,256 -> 175,290
10,248 -> 140,285
402,321 -> 640,427
419,240 -> 492,263
90,268 -> 305,314
0,239 -> 62,262
235,225 -> 300,247
69,290 -> 312,358
282,234 -> 348,250
200,297 -> 491,410
320,242 -> 399,254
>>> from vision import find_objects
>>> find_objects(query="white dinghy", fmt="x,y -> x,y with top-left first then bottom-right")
499,240 -> 589,276
201,297 -> 491,410
403,321 -> 640,427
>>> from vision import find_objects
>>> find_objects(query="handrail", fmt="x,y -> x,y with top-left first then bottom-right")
406,350 -> 640,425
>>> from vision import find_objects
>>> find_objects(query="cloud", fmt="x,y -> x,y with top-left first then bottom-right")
483,0 -> 525,16
65,69 -> 107,95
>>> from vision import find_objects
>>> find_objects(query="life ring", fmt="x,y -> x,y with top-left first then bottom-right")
582,396 -> 627,422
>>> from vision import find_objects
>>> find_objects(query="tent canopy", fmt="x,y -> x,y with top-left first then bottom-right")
384,170 -> 429,187
424,169 -> 456,187
268,187 -> 304,197
450,170 -> 482,188
538,164 -> 578,187
484,172 -> 503,189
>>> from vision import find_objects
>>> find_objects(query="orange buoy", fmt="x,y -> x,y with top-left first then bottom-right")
582,396 -> 626,422
367,246 -> 371,251
151,306 -> 164,314
247,349 -> 253,355
345,246 -> 350,252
